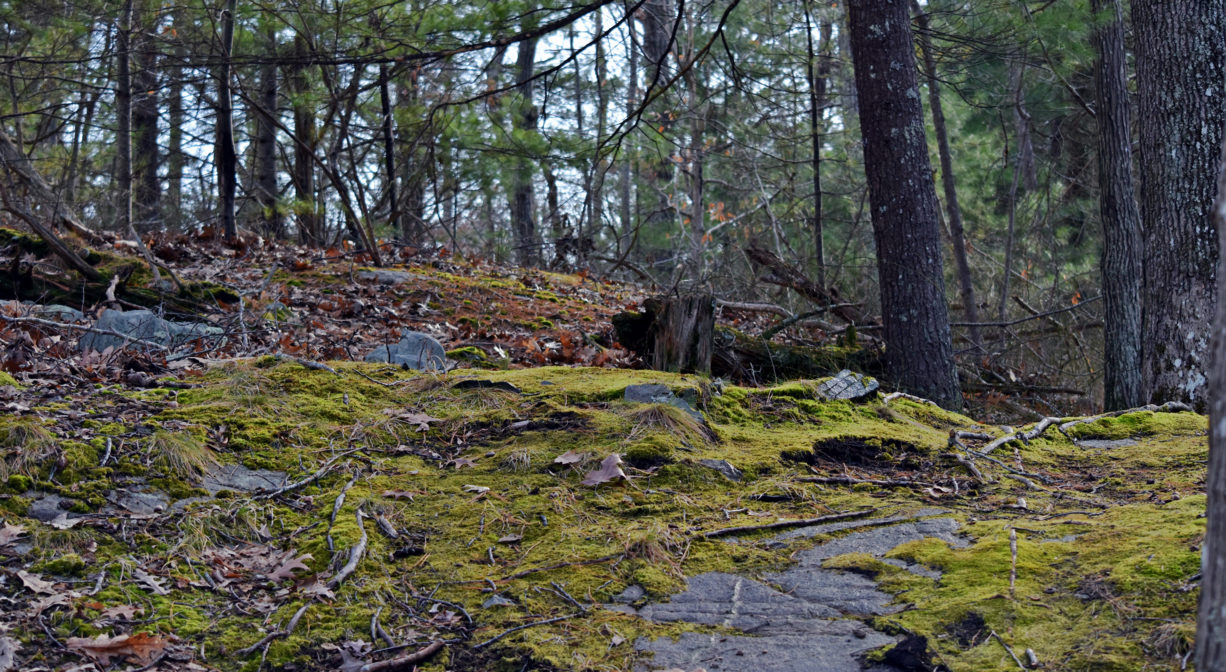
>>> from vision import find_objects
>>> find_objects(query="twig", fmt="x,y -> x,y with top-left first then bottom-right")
371,606 -> 396,648
1009,528 -> 1018,599
498,553 -> 623,582
700,508 -> 875,539
990,630 -> 1027,670
473,613 -> 580,650
253,448 -> 362,500
761,303 -> 862,340
100,437 -> 112,467
881,391 -> 939,407
796,475 -> 933,489
549,581 -> 588,612
353,641 -> 445,672
0,314 -> 170,351
273,353 -> 339,375
328,474 -> 358,553
236,603 -> 311,657
328,508 -> 368,590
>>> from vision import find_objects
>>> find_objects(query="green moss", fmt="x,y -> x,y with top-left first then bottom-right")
0,371 -> 20,388
447,346 -> 489,363
35,552 -> 87,576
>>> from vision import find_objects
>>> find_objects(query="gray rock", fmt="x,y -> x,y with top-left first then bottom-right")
816,369 -> 880,402
698,458 -> 743,482
612,584 -> 646,604
34,304 -> 85,322
482,594 -> 516,609
79,309 -> 224,354
364,331 -> 447,370
637,626 -> 895,672
27,494 -> 73,522
1076,438 -> 1137,450
624,384 -> 704,422
104,488 -> 168,515
202,463 -> 287,495
357,269 -> 426,284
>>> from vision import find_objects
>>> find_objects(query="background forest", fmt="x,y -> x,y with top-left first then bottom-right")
0,0 -> 1151,411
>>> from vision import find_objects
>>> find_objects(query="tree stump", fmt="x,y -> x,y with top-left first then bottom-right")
612,294 -> 714,375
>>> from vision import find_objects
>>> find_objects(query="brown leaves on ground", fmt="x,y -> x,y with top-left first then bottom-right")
206,543 -> 314,588
0,523 -> 25,548
582,454 -> 628,486
65,631 -> 169,666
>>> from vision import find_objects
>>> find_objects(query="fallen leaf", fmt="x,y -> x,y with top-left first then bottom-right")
16,570 -> 56,594
46,513 -> 83,530
581,454 -> 627,486
0,523 -> 25,547
65,632 -> 168,666
462,484 -> 490,494
132,568 -> 169,595
496,534 -> 522,544
450,457 -> 477,469
268,554 -> 313,582
0,635 -> 19,672
382,490 -> 416,501
401,412 -> 442,432
100,604 -> 142,620
553,450 -> 585,465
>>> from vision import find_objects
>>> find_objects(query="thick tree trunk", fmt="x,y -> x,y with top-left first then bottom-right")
131,0 -> 160,232
1093,0 -> 1143,411
1133,0 -> 1226,409
215,0 -> 237,241
378,63 -> 399,239
1196,109 -> 1226,672
115,0 -> 133,235
254,29 -> 280,239
510,36 -> 540,267
846,0 -> 961,410
915,4 -> 980,352
289,36 -> 320,246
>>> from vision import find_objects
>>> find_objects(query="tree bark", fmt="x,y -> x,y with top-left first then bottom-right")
1195,98 -> 1226,672
915,3 -> 980,352
378,63 -> 399,239
254,28 -> 280,239
803,3 -> 831,288
215,0 -> 237,241
131,0 -> 160,232
165,6 -> 185,229
115,0 -> 133,235
1133,0 -> 1226,409
1092,0 -> 1143,410
289,36 -> 320,246
510,35 -> 540,267
846,0 -> 961,410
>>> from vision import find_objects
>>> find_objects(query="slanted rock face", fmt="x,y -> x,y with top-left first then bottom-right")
817,369 -> 880,401
364,331 -> 447,370
79,309 -> 223,353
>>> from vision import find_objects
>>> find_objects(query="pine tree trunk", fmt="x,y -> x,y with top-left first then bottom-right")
115,0 -> 133,235
846,0 -> 961,410
215,0 -> 237,241
915,4 -> 981,352
1195,110 -> 1226,672
1093,0 -> 1143,410
290,36 -> 319,246
1133,0 -> 1226,408
255,29 -> 280,239
165,6 -> 185,229
510,36 -> 540,267
378,63 -> 399,239
131,0 -> 160,232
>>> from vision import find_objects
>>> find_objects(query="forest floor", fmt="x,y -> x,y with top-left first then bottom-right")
0,236 -> 1210,672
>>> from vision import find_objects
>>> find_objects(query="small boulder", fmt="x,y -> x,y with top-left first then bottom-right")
815,369 -> 879,402
364,331 -> 448,370
698,458 -> 743,482
80,309 -> 224,353
623,383 -> 704,422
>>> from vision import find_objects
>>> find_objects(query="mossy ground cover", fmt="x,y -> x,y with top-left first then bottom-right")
0,352 -> 1208,671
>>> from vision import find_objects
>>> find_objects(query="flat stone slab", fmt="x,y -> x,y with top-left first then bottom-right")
624,384 -> 704,423
364,331 -> 448,370
635,515 -> 966,671
816,370 -> 880,402
202,463 -> 287,495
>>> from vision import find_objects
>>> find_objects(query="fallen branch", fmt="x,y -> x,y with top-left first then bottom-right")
235,603 -> 310,657
990,630 -> 1027,670
796,475 -> 933,489
472,613 -> 580,651
761,303 -> 862,340
980,401 -> 1195,455
273,353 -> 339,375
700,508 -> 875,539
353,641 -> 445,672
328,508 -> 368,590
327,474 -> 358,553
0,314 -> 170,352
253,447 -> 362,500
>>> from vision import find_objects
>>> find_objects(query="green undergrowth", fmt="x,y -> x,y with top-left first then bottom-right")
0,361 -> 1209,671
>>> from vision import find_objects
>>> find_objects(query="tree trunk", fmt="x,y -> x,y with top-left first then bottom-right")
254,28 -> 280,239
1093,0 -> 1143,410
1196,100 -> 1226,672
1134,0 -> 1226,409
846,0 -> 962,410
378,63 -> 400,239
131,0 -> 160,232
165,6 -> 185,229
215,0 -> 237,241
510,36 -> 540,267
619,14 -> 637,251
803,2 -> 831,288
915,4 -> 981,352
289,36 -> 320,246
115,0 -> 133,235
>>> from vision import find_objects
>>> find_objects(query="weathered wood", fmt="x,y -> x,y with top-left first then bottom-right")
745,246 -> 872,326
650,294 -> 714,374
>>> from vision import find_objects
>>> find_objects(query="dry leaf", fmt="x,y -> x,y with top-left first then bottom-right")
553,450 -> 585,465
0,522 -> 25,547
496,534 -> 522,544
0,635 -> 19,672
30,592 -> 73,616
65,632 -> 168,665
401,412 -> 442,432
382,490 -> 416,501
46,513 -> 83,530
268,554 -> 312,582
132,568 -> 170,595
581,454 -> 627,486
462,484 -> 490,494
16,570 -> 56,594
100,604 -> 142,620
450,457 -> 477,469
